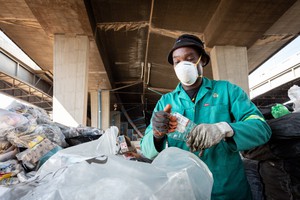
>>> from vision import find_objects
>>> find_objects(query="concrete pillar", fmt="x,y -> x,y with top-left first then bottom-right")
210,46 -> 249,95
90,91 -> 99,128
101,90 -> 110,130
53,34 -> 89,127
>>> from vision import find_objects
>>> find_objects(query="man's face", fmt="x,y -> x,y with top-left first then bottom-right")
172,47 -> 200,67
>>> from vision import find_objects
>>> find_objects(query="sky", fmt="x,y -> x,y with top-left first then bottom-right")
249,36 -> 300,87
0,30 -> 41,70
0,93 -> 24,109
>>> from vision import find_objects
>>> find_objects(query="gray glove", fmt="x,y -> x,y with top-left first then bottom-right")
152,110 -> 170,139
186,122 -> 234,152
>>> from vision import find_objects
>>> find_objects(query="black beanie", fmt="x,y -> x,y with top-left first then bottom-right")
167,34 -> 210,66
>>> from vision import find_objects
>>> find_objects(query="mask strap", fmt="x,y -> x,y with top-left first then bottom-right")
195,55 -> 202,66
195,55 -> 203,78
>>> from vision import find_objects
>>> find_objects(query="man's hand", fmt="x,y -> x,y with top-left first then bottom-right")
186,122 -> 234,152
152,104 -> 177,139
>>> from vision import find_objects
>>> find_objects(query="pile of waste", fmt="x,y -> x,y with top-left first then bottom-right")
0,101 -> 214,199
0,127 -> 213,200
243,85 -> 300,199
0,101 -> 104,186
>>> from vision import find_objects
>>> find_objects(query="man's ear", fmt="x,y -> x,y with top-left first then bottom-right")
197,64 -> 203,76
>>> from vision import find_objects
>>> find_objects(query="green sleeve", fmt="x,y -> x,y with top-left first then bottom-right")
140,97 -> 168,159
226,83 -> 272,151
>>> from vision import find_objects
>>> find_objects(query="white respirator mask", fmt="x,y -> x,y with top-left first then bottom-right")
174,56 -> 202,86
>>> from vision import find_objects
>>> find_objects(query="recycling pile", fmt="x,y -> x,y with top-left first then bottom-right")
243,85 -> 300,199
0,101 -> 104,186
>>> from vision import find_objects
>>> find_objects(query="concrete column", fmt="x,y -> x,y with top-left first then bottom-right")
90,91 -> 99,128
210,46 -> 249,95
53,34 -> 89,127
101,90 -> 110,130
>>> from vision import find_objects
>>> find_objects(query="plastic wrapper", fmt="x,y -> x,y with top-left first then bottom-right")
34,124 -> 68,147
17,171 -> 37,183
6,131 -> 40,148
169,112 -> 196,141
54,122 -> 80,138
0,159 -> 22,177
35,146 -> 62,170
55,122 -> 104,139
0,146 -> 17,162
76,126 -> 104,136
65,135 -> 101,146
0,141 -> 12,154
15,138 -> 57,168
288,85 -> 300,112
0,177 -> 19,186
5,101 -> 29,114
0,126 -> 213,200
6,101 -> 51,125
0,109 -> 29,136
6,102 -> 39,126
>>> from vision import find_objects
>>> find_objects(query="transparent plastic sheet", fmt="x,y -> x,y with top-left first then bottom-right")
34,126 -> 119,176
1,126 -> 213,200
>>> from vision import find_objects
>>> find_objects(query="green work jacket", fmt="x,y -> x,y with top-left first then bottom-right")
140,77 -> 271,200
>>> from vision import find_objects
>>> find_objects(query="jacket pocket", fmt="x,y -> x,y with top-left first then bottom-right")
199,104 -> 231,123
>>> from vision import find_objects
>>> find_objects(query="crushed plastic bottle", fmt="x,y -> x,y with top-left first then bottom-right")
271,103 -> 291,118
168,112 -> 197,141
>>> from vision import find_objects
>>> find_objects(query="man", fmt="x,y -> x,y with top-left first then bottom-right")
140,34 -> 271,200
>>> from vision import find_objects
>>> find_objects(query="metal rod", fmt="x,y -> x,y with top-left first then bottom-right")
98,90 -> 102,129
140,62 -> 144,79
147,87 -> 163,95
110,81 -> 142,92
121,105 -> 143,138
147,63 -> 151,84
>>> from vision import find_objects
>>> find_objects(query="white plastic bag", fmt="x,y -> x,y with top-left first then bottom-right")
1,126 -> 213,200
288,85 -> 300,112
1,148 -> 213,200
34,126 -> 119,176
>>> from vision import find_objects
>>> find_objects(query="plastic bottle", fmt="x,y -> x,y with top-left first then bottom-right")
271,103 -> 290,118
168,112 -> 197,141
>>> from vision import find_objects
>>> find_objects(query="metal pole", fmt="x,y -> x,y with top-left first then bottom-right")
98,89 -> 102,129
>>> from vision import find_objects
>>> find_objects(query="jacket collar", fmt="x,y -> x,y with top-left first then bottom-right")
174,77 -> 213,102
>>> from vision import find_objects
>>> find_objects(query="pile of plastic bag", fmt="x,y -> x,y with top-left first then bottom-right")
243,85 -> 300,199
0,126 -> 213,200
0,101 -> 104,186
